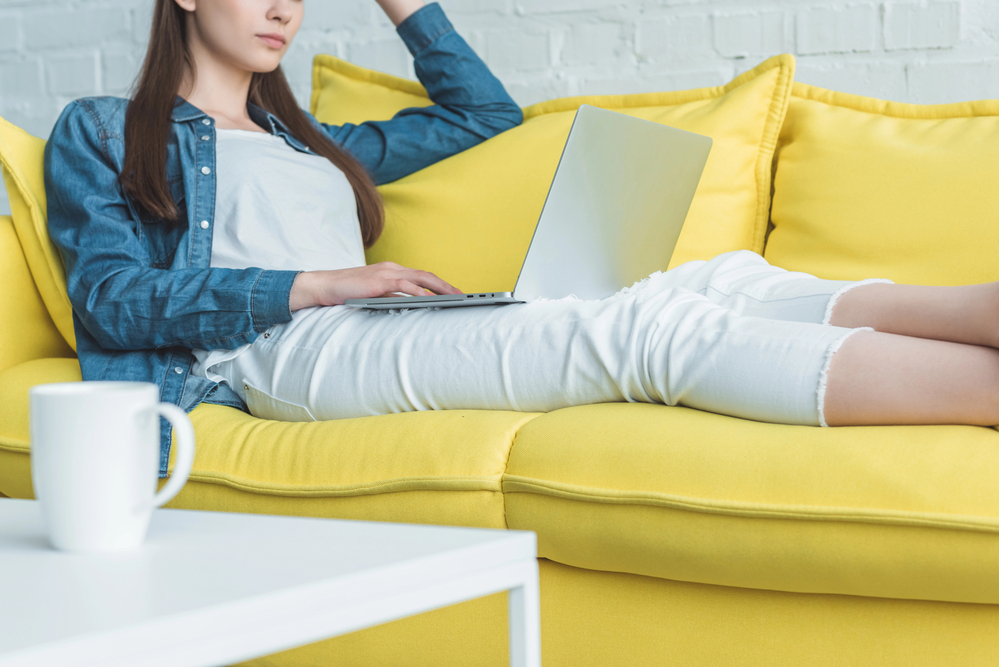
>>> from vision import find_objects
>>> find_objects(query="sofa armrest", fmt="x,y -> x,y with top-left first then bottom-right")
0,215 -> 75,374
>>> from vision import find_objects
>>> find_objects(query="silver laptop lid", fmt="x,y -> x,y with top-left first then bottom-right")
512,104 -> 712,302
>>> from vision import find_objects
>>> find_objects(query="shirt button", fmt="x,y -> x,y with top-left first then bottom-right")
173,367 -> 183,374
202,118 -> 211,125
200,220 -> 209,229
264,332 -> 270,338
201,135 -> 210,141
201,166 -> 211,175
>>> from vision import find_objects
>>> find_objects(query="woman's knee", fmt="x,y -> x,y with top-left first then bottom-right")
661,250 -> 767,295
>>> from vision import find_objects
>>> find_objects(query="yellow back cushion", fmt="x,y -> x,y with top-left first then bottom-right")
766,82 -> 999,285
313,54 -> 796,292
0,117 -> 75,351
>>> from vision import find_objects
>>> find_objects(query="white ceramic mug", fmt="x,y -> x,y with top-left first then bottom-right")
29,381 -> 196,552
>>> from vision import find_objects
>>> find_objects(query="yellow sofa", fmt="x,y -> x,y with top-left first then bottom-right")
2,52 -> 999,666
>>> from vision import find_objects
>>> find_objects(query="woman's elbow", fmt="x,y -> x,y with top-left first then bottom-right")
478,102 -> 523,139
81,315 -> 131,351
72,286 -> 139,351
77,305 -> 136,351
497,103 -> 523,132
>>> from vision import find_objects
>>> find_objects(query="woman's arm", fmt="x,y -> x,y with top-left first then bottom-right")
45,100 -> 301,352
311,2 -> 523,185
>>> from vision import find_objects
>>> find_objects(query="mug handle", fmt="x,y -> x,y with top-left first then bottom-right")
149,403 -> 196,509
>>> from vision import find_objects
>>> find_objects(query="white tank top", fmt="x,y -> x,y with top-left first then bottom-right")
190,128 -> 365,384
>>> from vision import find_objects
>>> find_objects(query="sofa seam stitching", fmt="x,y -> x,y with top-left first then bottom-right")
503,476 -> 999,534
500,413 -> 545,530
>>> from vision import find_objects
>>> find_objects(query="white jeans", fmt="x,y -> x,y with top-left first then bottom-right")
211,250 -> 892,427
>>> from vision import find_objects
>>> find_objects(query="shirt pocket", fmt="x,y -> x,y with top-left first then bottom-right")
242,379 -> 317,422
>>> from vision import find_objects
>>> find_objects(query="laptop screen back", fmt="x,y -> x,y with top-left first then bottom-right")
512,104 -> 712,302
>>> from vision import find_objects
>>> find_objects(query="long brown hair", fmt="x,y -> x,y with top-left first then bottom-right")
120,0 -> 385,247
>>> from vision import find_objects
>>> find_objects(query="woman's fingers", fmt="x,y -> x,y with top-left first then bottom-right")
409,269 -> 462,295
363,264 -> 462,297
392,279 -> 434,297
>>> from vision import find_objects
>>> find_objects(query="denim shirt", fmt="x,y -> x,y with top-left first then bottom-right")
43,2 -> 523,477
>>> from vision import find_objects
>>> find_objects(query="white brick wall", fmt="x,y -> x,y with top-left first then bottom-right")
2,0 -> 998,215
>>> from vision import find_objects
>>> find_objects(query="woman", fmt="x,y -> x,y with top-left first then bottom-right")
45,0 -> 999,477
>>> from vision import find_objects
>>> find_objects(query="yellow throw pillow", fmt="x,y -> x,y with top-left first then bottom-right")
312,55 -> 433,124
0,117 -> 75,351
766,82 -> 999,286
312,54 -> 796,292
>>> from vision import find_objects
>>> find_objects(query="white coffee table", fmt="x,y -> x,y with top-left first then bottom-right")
0,498 -> 540,667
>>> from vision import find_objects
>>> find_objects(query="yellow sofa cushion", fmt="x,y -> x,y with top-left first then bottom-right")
0,358 -> 83,499
0,216 -> 74,374
0,117 -> 75,351
765,82 -> 999,285
312,53 -> 796,292
504,403 -> 999,605
0,356 -> 540,527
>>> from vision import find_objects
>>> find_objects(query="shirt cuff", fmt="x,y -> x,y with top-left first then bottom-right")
396,2 -> 453,58
250,269 -> 301,332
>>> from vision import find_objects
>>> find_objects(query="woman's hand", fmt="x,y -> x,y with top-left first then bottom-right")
290,262 -> 463,311
374,0 -> 425,27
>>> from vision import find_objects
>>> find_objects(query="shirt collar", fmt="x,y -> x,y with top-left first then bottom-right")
169,96 -> 208,123
169,96 -> 293,136
246,102 -> 292,135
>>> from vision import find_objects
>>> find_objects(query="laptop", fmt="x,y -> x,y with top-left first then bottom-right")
345,104 -> 712,309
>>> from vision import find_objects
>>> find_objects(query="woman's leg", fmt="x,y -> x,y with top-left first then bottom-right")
678,249 -> 999,349
219,288 -> 861,428
645,250 -> 897,324
828,282 -> 999,348
822,330 -> 999,426
676,251 -> 999,425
